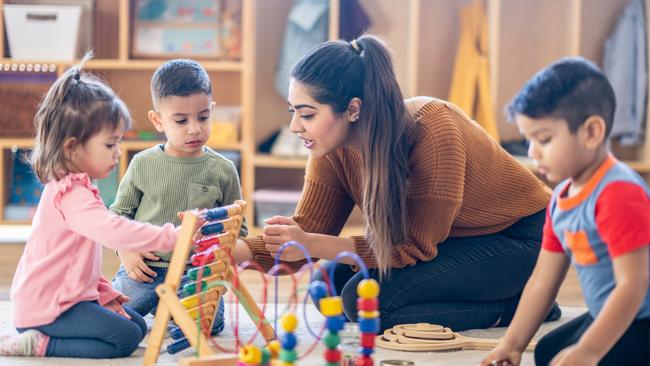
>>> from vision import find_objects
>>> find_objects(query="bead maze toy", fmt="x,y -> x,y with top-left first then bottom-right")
142,200 -> 275,366
141,205 -> 383,366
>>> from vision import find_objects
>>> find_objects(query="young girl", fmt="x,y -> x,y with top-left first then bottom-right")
0,55 -> 179,359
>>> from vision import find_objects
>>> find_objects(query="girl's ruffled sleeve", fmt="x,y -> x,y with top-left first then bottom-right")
55,174 -> 179,252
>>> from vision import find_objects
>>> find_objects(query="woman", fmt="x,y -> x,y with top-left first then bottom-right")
234,35 -> 559,331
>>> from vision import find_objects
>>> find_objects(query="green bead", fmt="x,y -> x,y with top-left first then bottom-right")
279,349 -> 297,362
323,331 -> 340,348
325,363 -> 339,366
261,347 -> 271,365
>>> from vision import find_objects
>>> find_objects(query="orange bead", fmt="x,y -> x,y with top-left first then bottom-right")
267,340 -> 281,358
357,310 -> 380,319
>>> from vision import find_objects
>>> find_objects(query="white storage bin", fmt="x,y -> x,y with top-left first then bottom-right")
253,189 -> 302,226
3,4 -> 82,61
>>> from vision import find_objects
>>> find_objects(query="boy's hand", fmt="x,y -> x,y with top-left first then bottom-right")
550,344 -> 598,366
117,250 -> 160,283
104,294 -> 131,319
480,344 -> 521,366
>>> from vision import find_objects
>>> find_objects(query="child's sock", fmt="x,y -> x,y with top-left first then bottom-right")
0,330 -> 49,357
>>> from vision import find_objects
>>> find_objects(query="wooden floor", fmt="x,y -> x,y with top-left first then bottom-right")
0,243 -> 585,306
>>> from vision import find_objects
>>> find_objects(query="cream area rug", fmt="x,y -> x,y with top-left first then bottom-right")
0,301 -> 586,366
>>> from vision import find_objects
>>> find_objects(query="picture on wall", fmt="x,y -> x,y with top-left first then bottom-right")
131,0 -> 241,59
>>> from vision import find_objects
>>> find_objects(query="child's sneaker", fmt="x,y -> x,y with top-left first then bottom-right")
0,329 -> 49,357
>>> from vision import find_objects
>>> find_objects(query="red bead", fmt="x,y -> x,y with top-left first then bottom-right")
355,356 -> 374,366
357,298 -> 378,311
360,333 -> 375,348
324,349 -> 341,363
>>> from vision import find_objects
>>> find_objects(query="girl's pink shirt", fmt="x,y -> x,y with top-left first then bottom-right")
10,173 -> 179,328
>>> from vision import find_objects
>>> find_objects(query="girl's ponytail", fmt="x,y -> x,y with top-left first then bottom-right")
354,35 -> 411,276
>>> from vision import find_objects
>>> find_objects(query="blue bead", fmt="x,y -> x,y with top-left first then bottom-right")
280,332 -> 297,349
169,326 -> 184,340
358,317 -> 380,333
167,337 -> 190,354
200,222 -> 224,235
326,315 -> 345,332
308,281 -> 328,301
205,207 -> 227,221
358,347 -> 375,356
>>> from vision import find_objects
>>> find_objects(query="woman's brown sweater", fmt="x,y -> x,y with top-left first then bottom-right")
244,98 -> 550,270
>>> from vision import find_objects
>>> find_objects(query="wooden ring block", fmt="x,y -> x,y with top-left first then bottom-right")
375,323 -> 536,352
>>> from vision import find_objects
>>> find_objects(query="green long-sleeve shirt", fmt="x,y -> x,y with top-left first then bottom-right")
110,145 -> 248,267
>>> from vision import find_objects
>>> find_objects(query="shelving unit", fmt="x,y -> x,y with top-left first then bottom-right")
3,0 -> 650,234
0,0 -> 255,224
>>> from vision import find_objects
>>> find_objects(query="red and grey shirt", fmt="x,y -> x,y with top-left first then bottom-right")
543,155 -> 650,319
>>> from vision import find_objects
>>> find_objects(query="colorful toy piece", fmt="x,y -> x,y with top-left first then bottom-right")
309,251 -> 381,366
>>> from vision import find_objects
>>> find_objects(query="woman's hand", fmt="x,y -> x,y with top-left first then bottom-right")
550,344 -> 599,366
262,216 -> 311,261
480,343 -> 522,366
104,294 -> 131,319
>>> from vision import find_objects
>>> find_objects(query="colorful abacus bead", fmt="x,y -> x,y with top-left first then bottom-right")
280,314 -> 298,366
356,278 -> 380,366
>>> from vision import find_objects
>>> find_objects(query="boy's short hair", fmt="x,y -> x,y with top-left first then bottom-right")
151,59 -> 212,108
506,57 -> 616,136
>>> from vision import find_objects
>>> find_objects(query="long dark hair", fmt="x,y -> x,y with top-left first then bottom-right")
291,35 -> 412,274
30,52 -> 131,182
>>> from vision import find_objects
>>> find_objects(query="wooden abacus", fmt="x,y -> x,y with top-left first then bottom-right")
142,200 -> 275,366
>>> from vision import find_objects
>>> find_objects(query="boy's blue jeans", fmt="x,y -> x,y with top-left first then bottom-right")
112,265 -> 225,335
17,301 -> 146,358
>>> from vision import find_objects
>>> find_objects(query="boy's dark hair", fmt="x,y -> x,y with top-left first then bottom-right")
507,57 -> 616,136
150,59 -> 212,108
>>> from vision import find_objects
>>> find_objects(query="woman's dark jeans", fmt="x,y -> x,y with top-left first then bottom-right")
312,210 -> 549,331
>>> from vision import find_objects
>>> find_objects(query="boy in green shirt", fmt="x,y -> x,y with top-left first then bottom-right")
111,59 -> 247,335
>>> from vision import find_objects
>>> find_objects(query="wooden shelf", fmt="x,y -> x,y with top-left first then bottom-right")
0,138 -> 34,149
0,58 -> 243,72
513,155 -> 650,175
121,140 -> 242,152
254,154 -> 307,169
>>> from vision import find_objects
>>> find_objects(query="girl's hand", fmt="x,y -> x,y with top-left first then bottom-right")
551,344 -> 599,366
117,250 -> 159,283
104,295 -> 131,319
262,216 -> 310,261
480,344 -> 522,366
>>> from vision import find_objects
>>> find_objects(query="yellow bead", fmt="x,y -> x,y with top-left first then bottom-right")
267,339 -> 281,357
239,344 -> 262,364
357,310 -> 380,319
281,313 -> 298,333
357,279 -> 379,299
319,296 -> 344,317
